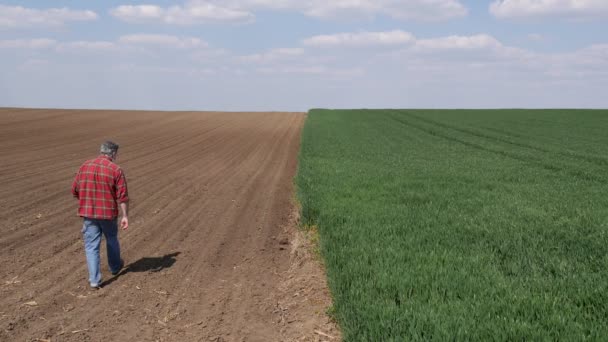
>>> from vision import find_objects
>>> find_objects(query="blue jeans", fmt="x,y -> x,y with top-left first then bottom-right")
82,218 -> 122,285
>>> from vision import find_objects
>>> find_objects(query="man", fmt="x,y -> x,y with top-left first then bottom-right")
72,141 -> 129,289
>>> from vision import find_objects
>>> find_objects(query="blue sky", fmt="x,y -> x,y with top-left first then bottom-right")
1,0 -> 607,110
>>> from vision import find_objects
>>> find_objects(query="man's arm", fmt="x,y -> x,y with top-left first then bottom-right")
71,170 -> 80,198
119,202 -> 129,230
116,169 -> 129,230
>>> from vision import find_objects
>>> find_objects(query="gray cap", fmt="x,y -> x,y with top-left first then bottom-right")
100,141 -> 119,156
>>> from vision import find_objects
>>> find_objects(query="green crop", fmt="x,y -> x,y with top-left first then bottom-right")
296,109 -> 608,341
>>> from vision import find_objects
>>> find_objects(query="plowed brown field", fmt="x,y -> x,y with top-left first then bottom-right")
0,109 -> 338,342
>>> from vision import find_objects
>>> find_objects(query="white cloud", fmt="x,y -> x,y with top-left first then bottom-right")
1,34 -> 210,55
257,65 -> 327,74
303,30 -> 415,48
298,0 -> 467,20
0,38 -> 57,49
400,34 -> 536,69
118,34 -> 208,49
251,0 -> 467,20
490,0 -> 608,19
57,41 -> 118,52
550,44 -> 608,69
112,64 -> 216,76
111,0 -> 467,24
240,48 -> 305,63
301,32 -> 513,55
110,5 -> 164,21
110,3 -> 254,24
414,34 -> 502,50
256,65 -> 365,78
0,5 -> 97,29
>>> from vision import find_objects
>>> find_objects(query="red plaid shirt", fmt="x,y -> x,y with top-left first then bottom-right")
72,155 -> 129,219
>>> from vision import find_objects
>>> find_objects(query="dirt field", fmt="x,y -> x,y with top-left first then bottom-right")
0,108 -> 339,342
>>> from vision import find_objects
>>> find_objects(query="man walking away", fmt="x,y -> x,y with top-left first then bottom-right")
72,141 -> 129,289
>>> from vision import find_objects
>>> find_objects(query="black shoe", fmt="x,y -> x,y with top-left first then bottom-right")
112,260 -> 124,276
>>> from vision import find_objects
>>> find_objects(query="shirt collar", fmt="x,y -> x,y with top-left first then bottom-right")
99,155 -> 113,161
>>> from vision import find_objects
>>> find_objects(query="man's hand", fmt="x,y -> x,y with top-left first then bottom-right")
120,216 -> 129,230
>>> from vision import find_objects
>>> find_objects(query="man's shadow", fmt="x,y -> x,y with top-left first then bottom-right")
102,252 -> 181,287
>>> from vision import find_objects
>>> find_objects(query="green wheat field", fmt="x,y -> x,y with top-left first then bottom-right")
296,109 -> 608,341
